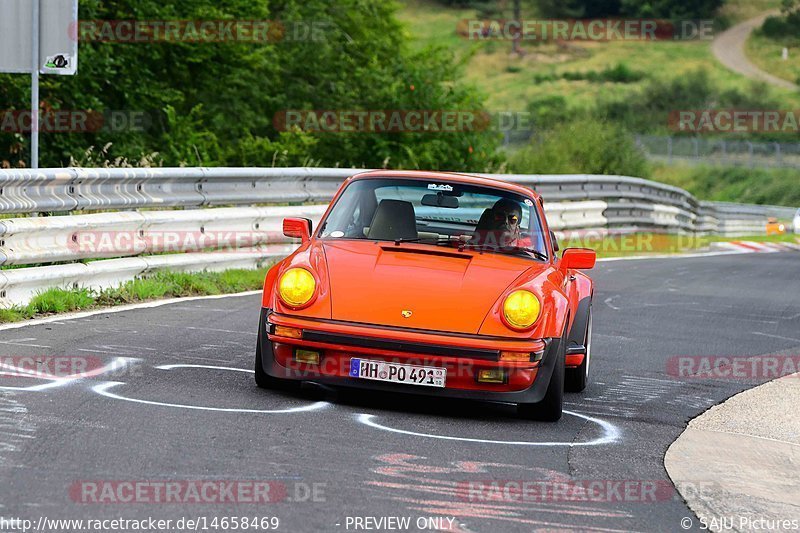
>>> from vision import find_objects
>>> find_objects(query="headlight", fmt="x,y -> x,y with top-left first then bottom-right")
278,268 -> 316,307
503,290 -> 541,329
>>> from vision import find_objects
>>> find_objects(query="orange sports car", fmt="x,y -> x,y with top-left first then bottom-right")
255,171 -> 596,421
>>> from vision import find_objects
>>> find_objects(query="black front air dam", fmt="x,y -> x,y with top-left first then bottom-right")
257,307 -> 562,404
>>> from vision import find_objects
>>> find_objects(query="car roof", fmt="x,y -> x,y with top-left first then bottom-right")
348,170 -> 541,201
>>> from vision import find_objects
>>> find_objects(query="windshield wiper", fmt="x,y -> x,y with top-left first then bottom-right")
515,247 -> 549,261
458,243 -> 548,261
393,235 -> 471,246
393,237 -> 422,245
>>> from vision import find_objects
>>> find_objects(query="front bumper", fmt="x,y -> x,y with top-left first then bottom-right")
257,308 -> 563,404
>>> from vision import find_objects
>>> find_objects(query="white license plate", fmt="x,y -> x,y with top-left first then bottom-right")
349,358 -> 446,388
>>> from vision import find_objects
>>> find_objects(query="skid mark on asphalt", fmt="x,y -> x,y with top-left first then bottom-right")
0,338 -> 51,349
363,454 -> 635,532
0,394 -> 36,467
571,375 -> 720,418
77,345 -> 157,356
752,331 -> 800,344
357,411 -> 620,447
152,323 -> 257,336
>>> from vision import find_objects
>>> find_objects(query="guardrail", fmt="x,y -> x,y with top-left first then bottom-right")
0,167 -> 796,308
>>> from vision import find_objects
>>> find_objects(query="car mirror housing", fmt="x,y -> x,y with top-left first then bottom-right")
283,217 -> 312,243
560,248 -> 596,270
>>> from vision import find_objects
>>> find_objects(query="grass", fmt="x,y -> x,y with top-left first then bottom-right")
746,32 -> 800,85
396,0 -> 800,112
651,164 -> 800,206
0,267 -> 269,324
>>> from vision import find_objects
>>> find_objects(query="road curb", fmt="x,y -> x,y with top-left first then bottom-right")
0,290 -> 261,331
665,372 -> 800,529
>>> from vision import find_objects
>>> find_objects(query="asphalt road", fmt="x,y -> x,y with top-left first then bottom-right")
1,252 -> 799,533
710,11 -> 798,91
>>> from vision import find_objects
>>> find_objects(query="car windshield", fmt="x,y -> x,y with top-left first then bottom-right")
318,177 -> 548,260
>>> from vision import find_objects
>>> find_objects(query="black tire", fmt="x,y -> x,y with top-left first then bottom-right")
565,310 -> 591,393
254,332 -> 301,391
518,329 -> 565,422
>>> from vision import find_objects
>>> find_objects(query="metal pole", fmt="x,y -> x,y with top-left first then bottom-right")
30,0 -> 40,169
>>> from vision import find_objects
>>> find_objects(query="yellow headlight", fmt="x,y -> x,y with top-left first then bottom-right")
503,290 -> 541,329
278,268 -> 316,307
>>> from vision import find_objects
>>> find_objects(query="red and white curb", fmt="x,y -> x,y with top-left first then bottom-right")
711,240 -> 800,253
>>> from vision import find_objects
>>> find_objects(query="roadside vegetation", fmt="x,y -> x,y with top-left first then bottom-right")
398,0 -> 800,206
565,232 -> 799,258
1,0 -> 798,207
748,0 -> 800,85
0,268 -> 269,324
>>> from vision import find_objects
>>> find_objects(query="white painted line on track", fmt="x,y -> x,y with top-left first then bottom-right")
356,410 -> 620,447
156,364 -> 253,372
92,381 -> 330,414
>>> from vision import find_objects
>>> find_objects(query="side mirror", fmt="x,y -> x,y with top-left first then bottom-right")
560,248 -> 596,271
283,217 -> 312,243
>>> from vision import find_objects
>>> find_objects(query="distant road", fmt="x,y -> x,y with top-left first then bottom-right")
711,11 -> 798,91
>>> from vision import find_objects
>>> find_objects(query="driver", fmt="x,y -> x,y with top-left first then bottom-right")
474,198 -> 523,247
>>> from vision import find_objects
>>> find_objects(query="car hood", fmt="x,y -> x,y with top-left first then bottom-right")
321,240 -> 543,334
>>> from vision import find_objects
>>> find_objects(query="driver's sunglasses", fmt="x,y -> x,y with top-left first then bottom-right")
494,212 -> 520,225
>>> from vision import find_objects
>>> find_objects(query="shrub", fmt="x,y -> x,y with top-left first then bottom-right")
509,119 -> 650,176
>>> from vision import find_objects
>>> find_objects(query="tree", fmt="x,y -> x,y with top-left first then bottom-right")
0,0 -> 501,171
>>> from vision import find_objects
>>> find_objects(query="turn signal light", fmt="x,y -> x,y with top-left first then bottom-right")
499,352 -> 530,362
274,325 -> 302,339
477,369 -> 507,384
295,349 -> 320,365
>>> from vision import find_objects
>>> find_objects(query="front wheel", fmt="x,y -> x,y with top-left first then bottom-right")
518,336 -> 565,422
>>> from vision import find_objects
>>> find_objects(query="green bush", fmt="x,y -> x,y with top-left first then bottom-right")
596,70 -> 781,137
525,95 -> 576,127
560,63 -> 644,83
759,15 -> 797,39
509,119 -> 650,176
